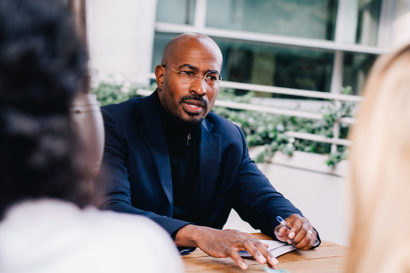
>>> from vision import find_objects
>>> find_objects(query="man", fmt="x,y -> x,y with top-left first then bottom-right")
100,33 -> 320,270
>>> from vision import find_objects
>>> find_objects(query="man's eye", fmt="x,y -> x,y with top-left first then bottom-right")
180,71 -> 195,76
206,74 -> 218,81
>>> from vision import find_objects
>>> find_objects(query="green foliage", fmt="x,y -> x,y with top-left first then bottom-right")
214,87 -> 355,166
320,87 -> 355,131
325,148 -> 347,168
92,81 -> 141,106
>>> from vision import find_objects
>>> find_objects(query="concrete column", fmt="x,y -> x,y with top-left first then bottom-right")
86,0 -> 157,86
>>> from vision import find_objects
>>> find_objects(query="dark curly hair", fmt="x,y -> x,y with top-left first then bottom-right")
0,0 -> 89,218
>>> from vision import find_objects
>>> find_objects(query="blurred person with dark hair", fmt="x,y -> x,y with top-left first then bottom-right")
347,44 -> 410,273
0,0 -> 183,272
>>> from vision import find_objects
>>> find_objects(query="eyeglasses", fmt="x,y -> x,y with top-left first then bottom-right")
162,65 -> 222,88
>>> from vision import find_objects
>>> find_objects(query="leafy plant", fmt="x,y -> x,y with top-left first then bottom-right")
214,87 -> 356,166
325,149 -> 348,167
92,81 -> 140,106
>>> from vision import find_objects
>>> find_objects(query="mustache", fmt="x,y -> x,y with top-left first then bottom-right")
180,95 -> 208,109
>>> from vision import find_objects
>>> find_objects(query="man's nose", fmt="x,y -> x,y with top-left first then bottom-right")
189,76 -> 207,96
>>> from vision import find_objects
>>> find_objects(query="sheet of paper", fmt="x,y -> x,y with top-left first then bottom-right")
238,240 -> 296,258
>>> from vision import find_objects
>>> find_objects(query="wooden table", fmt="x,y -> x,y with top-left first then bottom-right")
183,234 -> 347,273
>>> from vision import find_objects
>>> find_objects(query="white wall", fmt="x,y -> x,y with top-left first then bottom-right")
224,154 -> 349,246
86,0 -> 157,86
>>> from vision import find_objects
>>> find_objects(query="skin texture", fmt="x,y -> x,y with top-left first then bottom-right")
154,33 -> 318,270
274,214 -> 318,250
175,225 -> 278,270
155,33 -> 222,125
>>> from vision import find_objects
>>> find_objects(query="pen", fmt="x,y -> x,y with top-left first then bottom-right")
276,216 -> 291,230
276,216 -> 320,247
276,216 -> 295,246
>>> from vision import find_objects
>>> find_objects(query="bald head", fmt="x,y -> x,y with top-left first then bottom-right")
154,33 -> 223,125
161,33 -> 223,66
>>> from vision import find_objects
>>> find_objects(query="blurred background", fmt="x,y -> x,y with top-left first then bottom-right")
79,0 -> 410,245
87,0 -> 410,93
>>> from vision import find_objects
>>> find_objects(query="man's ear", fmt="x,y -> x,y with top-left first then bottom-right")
155,65 -> 165,90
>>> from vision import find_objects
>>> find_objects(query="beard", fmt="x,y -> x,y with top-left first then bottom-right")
176,94 -> 209,125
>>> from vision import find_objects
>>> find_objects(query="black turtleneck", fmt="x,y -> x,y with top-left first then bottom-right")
155,93 -> 202,224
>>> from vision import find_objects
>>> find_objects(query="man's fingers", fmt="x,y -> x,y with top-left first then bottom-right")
228,249 -> 248,270
295,235 -> 310,249
293,221 -> 310,243
279,226 -> 289,235
276,225 -> 290,239
288,217 -> 303,239
193,228 -> 283,270
243,240 -> 266,264
274,215 -> 319,250
295,229 -> 316,250
274,225 -> 289,243
253,240 -> 279,269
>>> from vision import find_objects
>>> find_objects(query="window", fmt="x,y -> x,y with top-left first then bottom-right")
335,0 -> 382,46
216,38 -> 334,92
153,0 -> 388,95
156,0 -> 196,25
343,52 -> 377,94
206,0 -> 337,41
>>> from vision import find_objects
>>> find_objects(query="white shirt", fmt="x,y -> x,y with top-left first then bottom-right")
0,199 -> 184,273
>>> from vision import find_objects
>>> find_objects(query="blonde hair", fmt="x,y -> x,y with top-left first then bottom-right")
347,44 -> 410,273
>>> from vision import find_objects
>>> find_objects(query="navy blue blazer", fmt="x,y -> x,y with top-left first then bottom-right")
99,91 -> 302,238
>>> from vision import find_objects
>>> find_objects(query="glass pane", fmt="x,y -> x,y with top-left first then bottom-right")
340,0 -> 382,46
343,52 -> 377,95
151,33 -> 334,93
156,0 -> 196,25
355,0 -> 382,45
206,0 -> 337,41
151,33 -> 175,71
216,39 -> 334,93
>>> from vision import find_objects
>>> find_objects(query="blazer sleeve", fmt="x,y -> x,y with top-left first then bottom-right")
231,125 -> 304,239
96,107 -> 191,238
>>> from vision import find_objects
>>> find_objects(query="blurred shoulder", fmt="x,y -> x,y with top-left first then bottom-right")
0,200 -> 184,273
84,208 -> 184,272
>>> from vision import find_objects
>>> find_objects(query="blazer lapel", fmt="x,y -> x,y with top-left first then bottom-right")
137,92 -> 173,212
199,119 -> 221,211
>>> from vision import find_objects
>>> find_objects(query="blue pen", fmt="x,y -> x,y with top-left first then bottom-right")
276,216 -> 291,230
276,216 -> 295,245
276,216 -> 319,247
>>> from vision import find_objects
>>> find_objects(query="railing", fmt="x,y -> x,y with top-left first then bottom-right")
143,73 -> 361,153
155,22 -> 387,55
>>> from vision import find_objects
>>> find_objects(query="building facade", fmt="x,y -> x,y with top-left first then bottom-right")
87,0 -> 409,96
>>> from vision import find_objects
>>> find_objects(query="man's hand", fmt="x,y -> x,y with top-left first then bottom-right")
175,225 -> 278,270
274,214 -> 318,250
